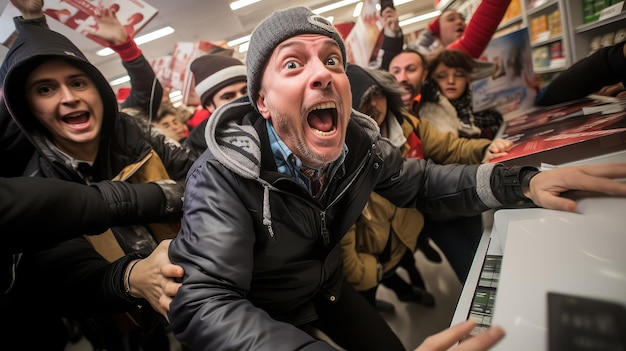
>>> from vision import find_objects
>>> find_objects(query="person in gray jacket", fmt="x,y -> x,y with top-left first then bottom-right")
167,6 -> 626,351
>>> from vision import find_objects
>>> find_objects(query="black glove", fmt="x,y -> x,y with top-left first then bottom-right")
91,180 -> 185,226
152,180 -> 185,216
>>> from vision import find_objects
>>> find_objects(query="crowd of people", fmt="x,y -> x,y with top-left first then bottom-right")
2,1 -> 626,351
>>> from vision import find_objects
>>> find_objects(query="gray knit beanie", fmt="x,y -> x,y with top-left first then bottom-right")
246,6 -> 347,111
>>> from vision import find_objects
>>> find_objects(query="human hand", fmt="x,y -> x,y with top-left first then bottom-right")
129,239 -> 183,320
381,7 -> 400,34
482,138 -> 513,163
414,320 -> 504,351
527,163 -> 626,212
596,82 -> 625,97
85,7 -> 129,45
10,0 -> 44,19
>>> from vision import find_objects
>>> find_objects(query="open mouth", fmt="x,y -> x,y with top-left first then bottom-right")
62,111 -> 90,125
307,102 -> 338,136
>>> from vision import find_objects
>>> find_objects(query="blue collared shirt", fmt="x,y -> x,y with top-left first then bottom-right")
266,120 -> 347,198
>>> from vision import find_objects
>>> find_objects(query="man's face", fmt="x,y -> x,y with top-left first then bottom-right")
208,81 -> 248,112
154,113 -> 188,142
256,34 -> 350,168
389,52 -> 426,108
26,59 -> 103,160
439,10 -> 466,47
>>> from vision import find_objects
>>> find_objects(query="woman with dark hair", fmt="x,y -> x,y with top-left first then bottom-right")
420,49 -> 504,140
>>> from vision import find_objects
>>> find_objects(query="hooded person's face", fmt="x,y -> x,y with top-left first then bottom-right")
26,59 -> 104,161
358,86 -> 388,127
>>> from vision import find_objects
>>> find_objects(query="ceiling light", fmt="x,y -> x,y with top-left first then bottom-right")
230,0 -> 261,10
109,75 -> 130,86
238,41 -> 250,53
399,10 -> 440,27
227,35 -> 251,47
170,94 -> 183,103
313,0 -> 360,14
352,2 -> 363,17
97,26 -> 175,56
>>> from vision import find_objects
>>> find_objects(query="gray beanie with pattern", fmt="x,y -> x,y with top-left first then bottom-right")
246,6 -> 347,111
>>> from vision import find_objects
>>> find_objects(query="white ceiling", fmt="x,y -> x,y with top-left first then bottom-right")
0,0 -> 437,89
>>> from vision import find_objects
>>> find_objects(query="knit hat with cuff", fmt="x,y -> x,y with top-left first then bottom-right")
190,54 -> 247,108
246,6 -> 347,111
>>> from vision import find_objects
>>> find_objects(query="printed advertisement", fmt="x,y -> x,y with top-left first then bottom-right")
343,0 -> 383,67
1,0 -> 158,48
490,98 -> 626,166
470,28 -> 536,115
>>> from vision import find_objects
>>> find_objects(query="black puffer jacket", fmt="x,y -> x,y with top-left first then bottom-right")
168,96 -> 531,350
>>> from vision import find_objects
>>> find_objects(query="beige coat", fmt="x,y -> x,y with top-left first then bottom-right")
341,112 -> 490,291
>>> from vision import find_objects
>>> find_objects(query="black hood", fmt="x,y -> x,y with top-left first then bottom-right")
346,64 -> 405,124
0,21 -> 117,157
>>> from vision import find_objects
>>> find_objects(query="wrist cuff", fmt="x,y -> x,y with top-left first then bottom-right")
492,165 -> 539,204
111,39 -> 142,62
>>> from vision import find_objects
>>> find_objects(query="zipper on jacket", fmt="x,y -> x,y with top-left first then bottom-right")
320,211 -> 330,246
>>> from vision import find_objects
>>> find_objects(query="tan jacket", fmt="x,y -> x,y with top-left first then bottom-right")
341,112 -> 490,291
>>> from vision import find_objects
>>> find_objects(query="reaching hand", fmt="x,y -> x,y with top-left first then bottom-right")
381,7 -> 400,34
596,82 -> 625,97
414,320 -> 504,351
128,239 -> 183,321
10,0 -> 44,19
482,138 -> 513,163
85,7 -> 129,46
527,163 -> 626,212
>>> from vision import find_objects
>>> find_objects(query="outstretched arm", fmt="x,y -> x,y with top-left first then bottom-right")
526,163 -> 626,212
86,7 -> 163,120
448,0 -> 513,58
10,0 -> 43,19
2,178 -> 184,253
536,42 -> 626,106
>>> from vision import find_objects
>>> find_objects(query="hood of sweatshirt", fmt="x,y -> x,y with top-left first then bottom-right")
0,20 -> 118,166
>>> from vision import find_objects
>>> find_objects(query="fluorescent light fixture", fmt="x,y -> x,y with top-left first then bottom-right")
170,94 -> 183,103
169,90 -> 182,99
399,10 -> 440,27
229,1 -> 434,55
227,35 -> 251,47
230,0 -> 261,11
97,26 -> 175,56
238,41 -> 249,53
109,75 -> 130,86
313,0 -> 360,14
352,2 -> 363,17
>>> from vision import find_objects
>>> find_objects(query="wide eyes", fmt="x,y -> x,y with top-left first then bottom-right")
285,61 -> 302,70
326,57 -> 340,66
284,56 -> 340,70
